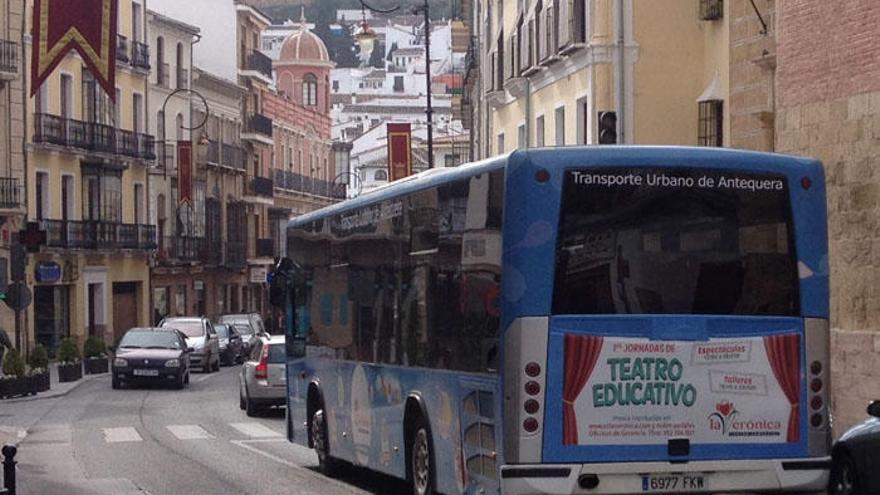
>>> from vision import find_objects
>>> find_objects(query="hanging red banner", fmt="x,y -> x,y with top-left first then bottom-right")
178,141 -> 193,205
31,0 -> 118,99
387,123 -> 412,182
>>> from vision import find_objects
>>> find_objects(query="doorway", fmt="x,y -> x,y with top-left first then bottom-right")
112,282 -> 139,343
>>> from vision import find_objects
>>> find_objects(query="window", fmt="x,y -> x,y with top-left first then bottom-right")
576,97 -> 588,144
496,133 -> 505,154
132,93 -> 143,134
176,42 -> 185,89
553,168 -> 797,316
82,166 -> 122,222
61,175 -> 74,221
332,80 -> 339,92
134,183 -> 144,224
131,2 -> 143,41
114,88 -> 121,125
303,73 -> 318,106
555,106 -> 565,145
698,100 -> 723,147
82,68 -> 112,124
394,76 -> 404,92
36,172 -> 49,220
536,115 -> 545,147
444,154 -> 461,167
35,82 -> 48,113
699,0 -> 723,20
517,124 -> 526,149
60,74 -> 73,118
374,170 -> 388,181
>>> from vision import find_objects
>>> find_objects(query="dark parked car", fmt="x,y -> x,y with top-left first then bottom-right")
159,316 -> 221,373
830,400 -> 880,495
218,313 -> 263,353
216,323 -> 244,366
111,328 -> 193,389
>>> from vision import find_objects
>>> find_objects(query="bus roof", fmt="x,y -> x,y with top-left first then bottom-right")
287,146 -> 821,230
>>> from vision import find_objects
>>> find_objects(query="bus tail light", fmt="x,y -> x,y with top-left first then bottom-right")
805,319 -> 831,457
503,318 -> 549,463
523,417 -> 539,433
255,345 -> 269,380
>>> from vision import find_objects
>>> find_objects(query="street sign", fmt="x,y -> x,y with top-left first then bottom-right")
35,261 -> 62,283
4,282 -> 32,312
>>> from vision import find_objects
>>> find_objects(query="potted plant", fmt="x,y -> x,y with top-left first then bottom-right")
83,336 -> 109,374
0,349 -> 37,399
57,338 -> 83,383
29,344 -> 51,392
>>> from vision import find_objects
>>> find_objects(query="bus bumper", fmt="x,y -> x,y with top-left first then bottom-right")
500,458 -> 830,494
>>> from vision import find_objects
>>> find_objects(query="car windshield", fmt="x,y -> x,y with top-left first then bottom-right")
162,320 -> 204,338
234,324 -> 254,336
119,332 -> 181,350
215,325 -> 230,338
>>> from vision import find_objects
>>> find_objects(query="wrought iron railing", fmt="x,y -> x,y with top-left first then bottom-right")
0,39 -> 17,73
0,178 -> 21,209
250,176 -> 274,197
246,50 -> 273,79
34,113 -> 155,160
131,41 -> 150,69
42,220 -> 156,250
244,113 -> 273,138
226,240 -> 247,269
272,169 -> 345,199
176,68 -> 188,90
157,62 -> 170,88
116,35 -> 129,63
222,143 -> 245,169
256,238 -> 274,258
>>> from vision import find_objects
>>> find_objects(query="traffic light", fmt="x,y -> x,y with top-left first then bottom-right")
598,111 -> 618,145
10,244 -> 25,282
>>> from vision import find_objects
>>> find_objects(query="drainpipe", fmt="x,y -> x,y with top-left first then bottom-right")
524,78 -> 531,148
616,0 -> 626,144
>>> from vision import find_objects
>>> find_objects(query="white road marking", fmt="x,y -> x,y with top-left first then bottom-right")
166,424 -> 213,440
231,439 -> 363,493
229,422 -> 283,439
103,427 -> 143,443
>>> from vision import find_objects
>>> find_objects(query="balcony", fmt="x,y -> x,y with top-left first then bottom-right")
131,41 -> 150,70
249,176 -> 274,198
539,7 -> 562,66
157,62 -> 170,88
273,169 -> 344,199
34,113 -> 156,161
222,143 -> 245,170
159,235 -> 202,263
242,49 -> 273,82
0,39 -> 17,79
242,113 -> 273,145
226,240 -> 247,269
205,140 -> 220,165
559,0 -> 587,55
42,220 -> 156,251
255,238 -> 274,258
116,35 -> 129,64
200,236 -> 223,266
0,177 -> 21,209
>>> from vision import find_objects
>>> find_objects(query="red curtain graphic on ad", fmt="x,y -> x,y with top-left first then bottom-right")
32,0 -> 118,98
763,334 -> 801,442
563,334 -> 604,445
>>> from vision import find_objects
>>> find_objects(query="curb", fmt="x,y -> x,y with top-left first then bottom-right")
1,373 -> 104,405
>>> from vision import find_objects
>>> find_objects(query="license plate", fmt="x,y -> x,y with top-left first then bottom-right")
133,369 -> 159,377
641,473 -> 705,492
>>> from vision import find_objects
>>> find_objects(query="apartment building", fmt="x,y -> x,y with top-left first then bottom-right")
237,2 -> 276,316
0,0 -> 25,336
25,0 -> 156,353
466,0 -> 730,158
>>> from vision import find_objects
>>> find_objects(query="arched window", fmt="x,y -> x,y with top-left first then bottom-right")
156,36 -> 165,85
176,42 -> 185,89
176,113 -> 184,141
374,170 -> 388,181
303,73 -> 318,106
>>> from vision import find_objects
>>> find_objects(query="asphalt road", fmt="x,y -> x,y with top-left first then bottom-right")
5,365 -> 412,495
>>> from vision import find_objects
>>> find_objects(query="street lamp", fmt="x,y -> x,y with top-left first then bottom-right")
355,0 -> 434,169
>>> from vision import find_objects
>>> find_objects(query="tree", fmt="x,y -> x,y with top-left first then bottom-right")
368,40 -> 386,68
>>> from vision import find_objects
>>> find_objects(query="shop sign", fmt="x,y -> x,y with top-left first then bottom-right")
35,261 -> 62,283
250,267 -> 268,284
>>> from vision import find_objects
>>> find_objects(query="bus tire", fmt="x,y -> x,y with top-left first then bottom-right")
312,409 -> 338,476
409,416 -> 436,495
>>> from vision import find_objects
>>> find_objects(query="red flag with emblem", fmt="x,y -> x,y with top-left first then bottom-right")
32,0 -> 118,99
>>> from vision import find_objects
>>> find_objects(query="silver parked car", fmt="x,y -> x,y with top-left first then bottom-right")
159,316 -> 221,373
239,334 -> 286,417
219,313 -> 264,354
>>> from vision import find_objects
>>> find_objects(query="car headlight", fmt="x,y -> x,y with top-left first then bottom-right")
164,359 -> 180,368
114,358 -> 128,368
192,341 -> 205,350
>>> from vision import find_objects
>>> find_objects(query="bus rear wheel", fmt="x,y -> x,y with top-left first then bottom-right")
312,409 -> 337,476
410,418 -> 435,495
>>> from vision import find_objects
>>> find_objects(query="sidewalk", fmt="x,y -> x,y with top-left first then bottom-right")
0,363 -> 104,446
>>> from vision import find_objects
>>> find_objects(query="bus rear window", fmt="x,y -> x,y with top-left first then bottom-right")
553,168 -> 799,316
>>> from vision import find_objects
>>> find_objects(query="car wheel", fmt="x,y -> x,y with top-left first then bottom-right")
410,417 -> 435,495
175,373 -> 185,390
312,408 -> 338,476
112,376 -> 121,389
184,371 -> 190,384
830,452 -> 859,495
245,389 -> 258,417
239,384 -> 246,410
214,357 -> 221,372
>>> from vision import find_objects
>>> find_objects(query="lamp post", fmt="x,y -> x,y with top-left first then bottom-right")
355,0 -> 434,169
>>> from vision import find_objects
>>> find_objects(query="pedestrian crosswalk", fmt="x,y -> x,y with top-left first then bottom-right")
98,422 -> 284,444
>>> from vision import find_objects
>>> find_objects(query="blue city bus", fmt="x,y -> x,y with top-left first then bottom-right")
282,146 -> 830,495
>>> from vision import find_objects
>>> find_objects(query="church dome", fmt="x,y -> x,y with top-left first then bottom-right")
279,27 -> 330,64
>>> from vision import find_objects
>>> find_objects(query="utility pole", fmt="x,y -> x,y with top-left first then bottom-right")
422,0 -> 434,168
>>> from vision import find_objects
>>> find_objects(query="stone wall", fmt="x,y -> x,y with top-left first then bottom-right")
776,0 -> 880,434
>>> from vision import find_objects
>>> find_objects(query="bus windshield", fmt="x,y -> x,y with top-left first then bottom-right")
553,168 -> 799,316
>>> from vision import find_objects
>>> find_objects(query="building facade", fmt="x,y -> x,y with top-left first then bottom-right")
465,0 -> 731,159
0,0 -> 26,344
775,0 -> 880,434
25,0 -> 156,353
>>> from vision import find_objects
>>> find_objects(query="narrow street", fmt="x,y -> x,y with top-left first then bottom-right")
3,367 -> 409,495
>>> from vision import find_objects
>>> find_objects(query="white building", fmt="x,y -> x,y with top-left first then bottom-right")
331,95 -> 453,141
